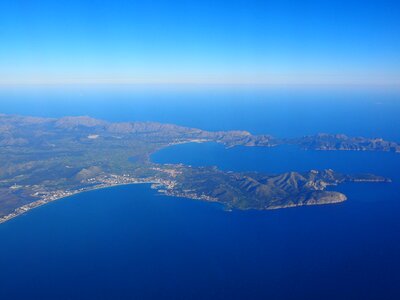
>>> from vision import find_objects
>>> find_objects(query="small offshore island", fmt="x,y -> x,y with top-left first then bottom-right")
0,114 -> 395,224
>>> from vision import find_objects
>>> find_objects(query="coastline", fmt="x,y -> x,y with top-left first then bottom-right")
1,156 -> 390,226
0,179 -> 344,225
0,181 -> 156,225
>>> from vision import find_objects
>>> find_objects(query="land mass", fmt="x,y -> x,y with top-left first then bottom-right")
0,114 -> 394,223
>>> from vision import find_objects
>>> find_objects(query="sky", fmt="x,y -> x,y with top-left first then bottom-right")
0,0 -> 400,87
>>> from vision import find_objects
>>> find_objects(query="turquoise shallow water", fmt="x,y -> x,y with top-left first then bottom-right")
0,90 -> 400,299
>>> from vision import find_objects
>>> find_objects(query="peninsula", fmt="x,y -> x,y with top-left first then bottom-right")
0,114 -> 394,223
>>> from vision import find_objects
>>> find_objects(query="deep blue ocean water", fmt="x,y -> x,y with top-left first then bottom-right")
0,88 -> 400,299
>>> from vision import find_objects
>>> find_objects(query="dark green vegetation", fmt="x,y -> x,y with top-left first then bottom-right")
166,167 -> 389,210
0,114 -> 394,221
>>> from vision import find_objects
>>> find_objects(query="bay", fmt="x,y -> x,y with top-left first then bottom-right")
0,89 -> 400,299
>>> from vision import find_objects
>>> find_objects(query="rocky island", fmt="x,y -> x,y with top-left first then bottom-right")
0,114 -> 394,223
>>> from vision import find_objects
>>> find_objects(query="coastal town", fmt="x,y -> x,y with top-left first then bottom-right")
0,173 -> 178,224
0,113 -> 395,225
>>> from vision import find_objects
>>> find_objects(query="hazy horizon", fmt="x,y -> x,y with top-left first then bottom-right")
1,0 -> 400,86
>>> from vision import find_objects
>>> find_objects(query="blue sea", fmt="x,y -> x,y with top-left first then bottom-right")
1,87 -> 400,299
